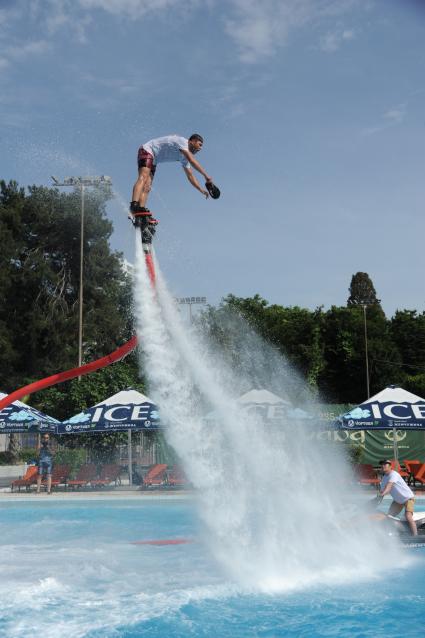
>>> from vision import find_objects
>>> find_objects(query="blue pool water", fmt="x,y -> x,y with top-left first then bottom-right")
0,498 -> 424,638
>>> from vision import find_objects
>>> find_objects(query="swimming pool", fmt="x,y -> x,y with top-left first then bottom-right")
1,498 -> 424,638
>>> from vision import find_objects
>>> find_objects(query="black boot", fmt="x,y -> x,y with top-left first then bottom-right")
130,201 -> 150,213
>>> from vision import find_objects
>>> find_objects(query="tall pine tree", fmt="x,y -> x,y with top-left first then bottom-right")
347,272 -> 381,307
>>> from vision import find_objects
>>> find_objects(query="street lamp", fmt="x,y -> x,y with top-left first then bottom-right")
362,304 -> 370,399
176,296 -> 207,323
51,176 -> 112,369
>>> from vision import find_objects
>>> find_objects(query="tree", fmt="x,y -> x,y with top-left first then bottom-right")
198,294 -> 325,399
390,310 -> 425,396
347,272 -> 381,307
32,355 -> 144,460
0,180 -> 134,391
319,304 -> 402,403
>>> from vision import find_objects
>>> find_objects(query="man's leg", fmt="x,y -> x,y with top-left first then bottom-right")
138,170 -> 152,208
388,501 -> 403,516
132,166 -> 152,207
36,472 -> 42,493
405,499 -> 417,536
46,474 -> 52,494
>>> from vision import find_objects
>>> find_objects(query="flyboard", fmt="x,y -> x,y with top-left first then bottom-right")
129,209 -> 157,284
0,211 -> 158,412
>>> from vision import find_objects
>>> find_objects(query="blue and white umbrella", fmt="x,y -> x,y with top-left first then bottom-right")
58,389 -> 160,434
237,389 -> 292,423
204,389 -> 312,426
0,392 -> 59,433
337,385 -> 425,459
338,386 -> 425,431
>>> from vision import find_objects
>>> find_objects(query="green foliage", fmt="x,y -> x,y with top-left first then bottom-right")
404,373 -> 425,398
0,179 -> 143,459
1,184 -> 424,419
0,451 -> 15,465
345,444 -> 364,465
32,358 -> 143,458
0,180 -> 134,391
200,277 -> 423,406
391,310 -> 425,375
54,448 -> 87,477
33,356 -> 142,420
200,294 -> 325,394
155,433 -> 179,465
319,303 -> 402,402
347,272 -> 381,307
18,448 -> 38,463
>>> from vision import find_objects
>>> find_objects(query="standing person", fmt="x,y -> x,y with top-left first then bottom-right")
36,433 -> 54,494
379,459 -> 417,536
130,134 -> 215,220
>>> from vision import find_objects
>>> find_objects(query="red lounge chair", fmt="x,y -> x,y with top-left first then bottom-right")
42,464 -> 71,490
390,460 -> 409,481
11,465 -> 38,492
67,463 -> 98,489
142,464 -> 168,487
167,465 -> 189,488
355,464 -> 380,486
90,464 -> 121,487
403,460 -> 421,486
412,463 -> 425,486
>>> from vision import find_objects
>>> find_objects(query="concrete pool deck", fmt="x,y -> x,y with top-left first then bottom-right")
0,486 -> 194,501
0,487 -> 424,503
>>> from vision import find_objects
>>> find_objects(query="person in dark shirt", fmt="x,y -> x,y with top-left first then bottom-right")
36,433 -> 54,494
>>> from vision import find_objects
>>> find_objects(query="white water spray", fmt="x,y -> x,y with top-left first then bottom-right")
134,240 -> 404,592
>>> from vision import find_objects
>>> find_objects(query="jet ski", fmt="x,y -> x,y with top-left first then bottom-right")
380,511 -> 425,548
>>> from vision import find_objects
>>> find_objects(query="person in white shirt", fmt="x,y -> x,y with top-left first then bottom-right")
130,134 -> 213,218
379,459 -> 417,536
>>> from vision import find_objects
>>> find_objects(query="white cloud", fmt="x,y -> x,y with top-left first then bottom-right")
5,40 -> 50,58
320,28 -> 355,52
0,38 -> 50,73
362,103 -> 408,136
224,0 -> 310,64
224,0 -> 360,63
383,105 -> 406,124
78,0 -> 198,19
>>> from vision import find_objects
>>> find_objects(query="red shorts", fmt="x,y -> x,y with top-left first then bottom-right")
137,147 -> 156,176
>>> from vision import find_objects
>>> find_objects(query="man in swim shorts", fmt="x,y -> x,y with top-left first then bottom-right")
379,459 -> 417,536
36,433 -> 54,494
130,133 -> 213,216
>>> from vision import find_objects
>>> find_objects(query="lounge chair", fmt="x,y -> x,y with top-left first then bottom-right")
402,460 -> 421,486
67,463 -> 98,489
355,464 -> 380,486
42,464 -> 71,490
11,465 -> 38,492
411,463 -> 425,487
390,460 -> 409,481
167,465 -> 190,488
90,464 -> 121,488
142,464 -> 168,488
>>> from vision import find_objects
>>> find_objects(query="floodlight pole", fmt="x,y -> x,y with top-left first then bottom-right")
51,176 -> 112,371
363,305 -> 370,399
78,184 -> 85,369
176,296 -> 207,323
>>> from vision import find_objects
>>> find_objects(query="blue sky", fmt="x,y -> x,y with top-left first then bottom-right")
1,0 -> 424,316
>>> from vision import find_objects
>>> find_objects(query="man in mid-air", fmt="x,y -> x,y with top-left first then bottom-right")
130,134 -> 216,222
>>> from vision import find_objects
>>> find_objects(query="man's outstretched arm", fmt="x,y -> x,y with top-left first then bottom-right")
183,167 -> 209,198
181,149 -> 212,182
